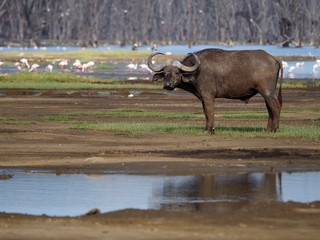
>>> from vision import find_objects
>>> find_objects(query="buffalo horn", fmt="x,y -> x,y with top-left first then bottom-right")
172,53 -> 200,72
148,52 -> 165,72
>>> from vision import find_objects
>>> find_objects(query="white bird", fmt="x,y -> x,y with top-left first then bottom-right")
87,61 -> 94,71
288,66 -> 295,73
20,58 -> 30,68
73,60 -> 82,71
46,64 -> 53,72
29,64 -> 40,72
282,61 -> 288,68
15,62 -> 21,70
313,64 -> 319,73
128,93 -> 134,98
87,61 -> 94,66
0,61 -> 3,69
82,63 -> 89,72
59,60 -> 68,69
81,61 -> 95,72
139,64 -> 152,74
127,63 -> 138,72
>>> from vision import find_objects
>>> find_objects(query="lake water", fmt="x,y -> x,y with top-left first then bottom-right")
2,44 -> 320,56
0,169 -> 319,217
1,59 -> 319,80
2,44 -> 320,79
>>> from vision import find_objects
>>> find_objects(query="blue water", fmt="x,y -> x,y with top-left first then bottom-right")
0,170 -> 319,217
2,44 -> 320,56
2,44 -> 320,79
1,60 -> 318,79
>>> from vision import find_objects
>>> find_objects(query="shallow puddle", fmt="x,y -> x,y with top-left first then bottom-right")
0,170 -> 319,217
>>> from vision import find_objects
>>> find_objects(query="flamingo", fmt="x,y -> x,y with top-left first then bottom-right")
59,60 -> 68,69
127,63 -> 138,72
82,63 -> 89,72
46,64 -> 53,72
15,62 -> 21,70
288,66 -> 295,79
73,60 -> 82,71
282,61 -> 288,68
313,64 -> 319,74
87,61 -> 94,71
20,58 -> 30,68
139,64 -> 152,74
29,64 -> 40,72
288,66 -> 295,73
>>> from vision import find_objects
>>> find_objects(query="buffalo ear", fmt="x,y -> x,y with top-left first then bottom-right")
152,73 -> 164,82
182,74 -> 196,83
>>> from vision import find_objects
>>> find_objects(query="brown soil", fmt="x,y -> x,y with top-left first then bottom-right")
0,87 -> 319,239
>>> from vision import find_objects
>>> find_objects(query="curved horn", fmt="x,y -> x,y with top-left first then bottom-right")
148,52 -> 165,72
172,53 -> 200,72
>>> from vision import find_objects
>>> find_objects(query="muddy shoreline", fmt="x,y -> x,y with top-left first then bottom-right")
0,87 -> 319,239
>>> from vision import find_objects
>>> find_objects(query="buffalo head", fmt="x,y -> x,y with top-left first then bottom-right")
148,53 -> 200,90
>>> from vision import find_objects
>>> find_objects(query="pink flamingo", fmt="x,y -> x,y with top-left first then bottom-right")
87,61 -> 94,71
73,60 -> 82,71
127,63 -> 138,72
139,64 -> 152,74
59,60 -> 68,69
82,63 -> 89,72
29,64 -> 40,72
46,64 -> 53,72
20,58 -> 30,69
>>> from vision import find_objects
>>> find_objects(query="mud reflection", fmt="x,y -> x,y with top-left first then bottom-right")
0,171 -> 319,216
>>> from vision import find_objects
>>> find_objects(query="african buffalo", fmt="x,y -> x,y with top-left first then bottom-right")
148,49 -> 283,133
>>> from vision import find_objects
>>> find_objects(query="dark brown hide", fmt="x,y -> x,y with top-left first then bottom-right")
150,49 -> 283,133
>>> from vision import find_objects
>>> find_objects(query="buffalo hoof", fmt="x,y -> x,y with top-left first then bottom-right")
205,127 -> 215,134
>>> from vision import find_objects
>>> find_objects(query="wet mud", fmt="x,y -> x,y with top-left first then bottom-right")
0,86 -> 319,239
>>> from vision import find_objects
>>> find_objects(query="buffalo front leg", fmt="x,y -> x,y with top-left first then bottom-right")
201,97 -> 215,133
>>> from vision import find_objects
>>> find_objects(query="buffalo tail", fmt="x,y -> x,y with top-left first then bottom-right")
278,62 -> 283,107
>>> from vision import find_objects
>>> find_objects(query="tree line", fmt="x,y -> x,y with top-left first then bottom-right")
0,0 -> 319,48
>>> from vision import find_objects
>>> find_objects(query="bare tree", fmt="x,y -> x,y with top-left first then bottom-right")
1,0 -> 320,48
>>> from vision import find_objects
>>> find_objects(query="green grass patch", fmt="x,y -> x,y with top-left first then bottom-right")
215,124 -> 319,141
0,81 -> 159,89
0,72 -> 160,89
223,114 -> 268,119
0,50 -> 151,62
42,108 -> 319,140
3,121 -> 36,125
42,115 -> 73,121
94,64 -> 116,70
73,122 -> 208,135
280,79 -> 320,88
0,71 -> 94,83
68,121 -> 319,140
0,117 -> 17,121
45,108 -> 200,121
63,108 -> 200,120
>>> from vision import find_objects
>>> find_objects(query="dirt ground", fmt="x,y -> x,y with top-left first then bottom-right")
0,86 -> 320,239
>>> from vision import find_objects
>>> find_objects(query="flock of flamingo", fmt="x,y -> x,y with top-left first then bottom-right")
282,59 -> 320,78
0,58 -> 96,72
1,57 -> 319,78
0,58 -> 153,75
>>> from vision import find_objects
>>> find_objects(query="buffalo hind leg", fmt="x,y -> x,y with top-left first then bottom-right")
263,94 -> 281,132
201,97 -> 215,133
